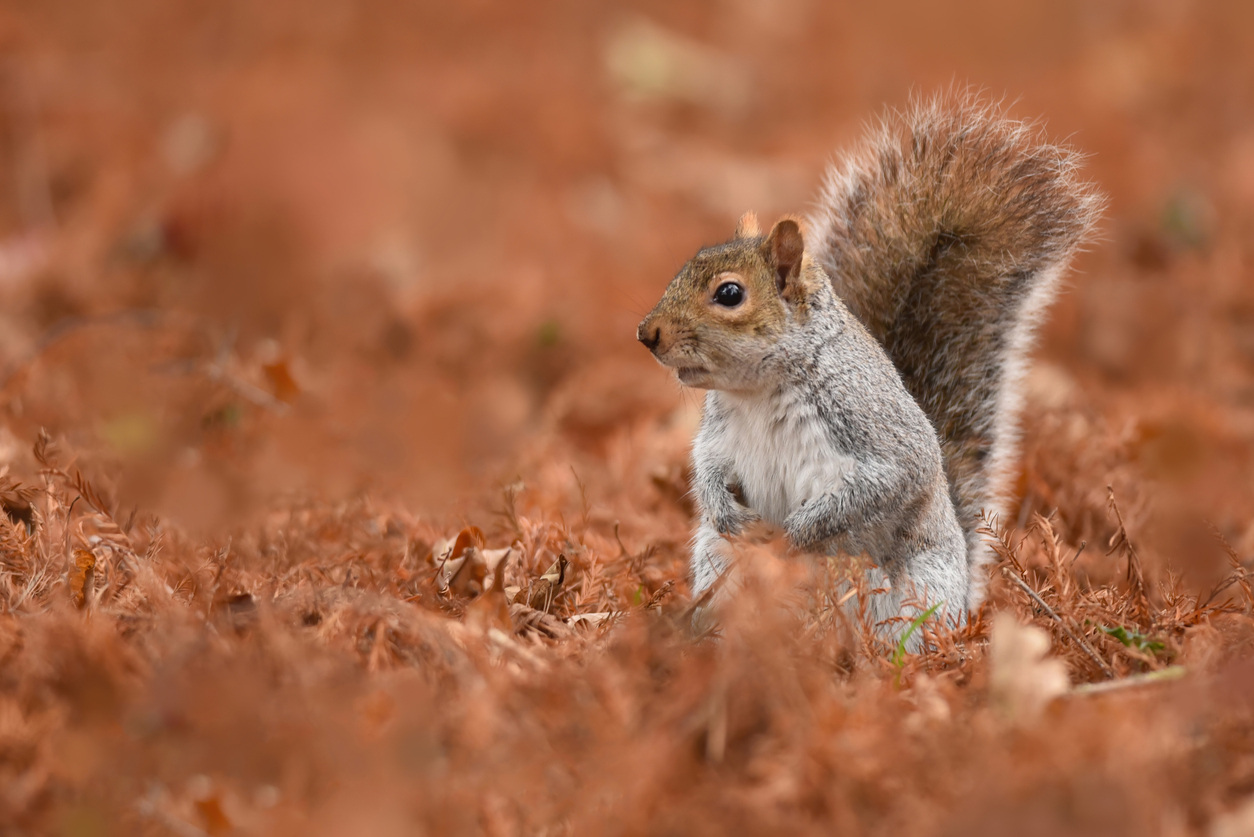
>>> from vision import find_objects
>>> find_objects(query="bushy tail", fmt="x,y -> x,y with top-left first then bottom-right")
806,93 -> 1105,604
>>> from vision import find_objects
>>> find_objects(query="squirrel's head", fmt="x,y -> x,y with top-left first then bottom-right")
637,213 -> 828,391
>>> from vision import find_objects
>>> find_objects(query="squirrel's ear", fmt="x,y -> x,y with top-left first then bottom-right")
766,218 -> 804,294
734,211 -> 760,239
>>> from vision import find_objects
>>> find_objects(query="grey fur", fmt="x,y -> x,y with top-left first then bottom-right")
689,264 -> 969,642
644,95 -> 1104,648
807,95 -> 1105,605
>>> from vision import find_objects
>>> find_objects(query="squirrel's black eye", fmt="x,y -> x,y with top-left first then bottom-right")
713,282 -> 745,307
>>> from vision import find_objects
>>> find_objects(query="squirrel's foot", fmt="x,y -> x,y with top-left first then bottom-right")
783,502 -> 838,554
712,504 -> 759,539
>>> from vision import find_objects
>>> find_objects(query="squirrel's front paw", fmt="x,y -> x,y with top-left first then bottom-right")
784,506 -> 828,553
713,504 -> 758,538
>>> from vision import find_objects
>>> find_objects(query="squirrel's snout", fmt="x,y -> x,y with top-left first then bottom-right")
637,321 -> 662,353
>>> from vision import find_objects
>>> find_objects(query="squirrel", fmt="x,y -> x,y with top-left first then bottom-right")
636,94 -> 1104,644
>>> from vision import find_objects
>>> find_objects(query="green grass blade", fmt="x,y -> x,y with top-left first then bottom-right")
893,601 -> 944,668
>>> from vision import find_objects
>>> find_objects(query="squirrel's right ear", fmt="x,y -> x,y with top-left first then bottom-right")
766,218 -> 804,295
735,211 -> 760,239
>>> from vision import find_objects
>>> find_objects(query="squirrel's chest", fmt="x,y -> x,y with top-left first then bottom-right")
715,392 -> 854,526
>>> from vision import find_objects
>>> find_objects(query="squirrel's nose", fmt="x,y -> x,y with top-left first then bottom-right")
637,321 -> 662,352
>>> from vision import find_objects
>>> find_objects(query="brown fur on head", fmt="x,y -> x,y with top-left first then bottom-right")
637,216 -> 818,391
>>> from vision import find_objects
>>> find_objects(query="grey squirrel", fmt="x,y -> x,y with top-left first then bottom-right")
636,95 -> 1104,643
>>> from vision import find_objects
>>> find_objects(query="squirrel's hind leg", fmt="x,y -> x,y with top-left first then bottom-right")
689,521 -> 734,635
843,554 -> 968,654
691,521 -> 732,601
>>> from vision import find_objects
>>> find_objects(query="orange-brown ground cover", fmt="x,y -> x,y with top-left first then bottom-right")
0,2 -> 1253,834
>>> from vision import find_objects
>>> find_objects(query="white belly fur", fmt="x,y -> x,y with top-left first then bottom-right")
712,389 -> 855,526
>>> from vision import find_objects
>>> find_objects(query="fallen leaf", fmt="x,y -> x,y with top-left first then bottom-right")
194,794 -> 232,836
527,554 -> 568,613
480,547 -> 513,585
989,613 -> 1069,722
566,612 -> 617,629
432,526 -> 486,567
445,552 -> 487,597
510,603 -> 571,639
262,358 -> 300,403
224,592 -> 257,632
69,548 -> 96,609
0,476 -> 35,532
466,548 -> 513,633
437,527 -> 489,597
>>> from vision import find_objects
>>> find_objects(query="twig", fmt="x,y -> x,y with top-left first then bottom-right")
613,521 -> 631,560
1202,522 -> 1253,610
570,466 -> 590,531
645,579 -> 674,610
1002,566 -> 1115,678
1068,665 -> 1186,696
198,327 -> 276,411
204,360 -> 289,414
682,568 -> 731,640
1107,485 -> 1151,622
1,309 -> 166,391
135,792 -> 211,837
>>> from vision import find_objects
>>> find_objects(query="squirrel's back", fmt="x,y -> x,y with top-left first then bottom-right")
806,94 -> 1105,604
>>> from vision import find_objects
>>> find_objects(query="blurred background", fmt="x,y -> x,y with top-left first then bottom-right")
0,0 -> 1251,579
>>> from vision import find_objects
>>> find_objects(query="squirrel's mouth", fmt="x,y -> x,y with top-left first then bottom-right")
675,366 -> 710,385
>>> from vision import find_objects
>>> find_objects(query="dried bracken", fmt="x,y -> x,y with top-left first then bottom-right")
0,3 -> 1251,836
